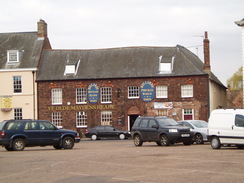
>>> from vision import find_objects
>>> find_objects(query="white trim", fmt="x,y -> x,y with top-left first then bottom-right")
0,68 -> 37,72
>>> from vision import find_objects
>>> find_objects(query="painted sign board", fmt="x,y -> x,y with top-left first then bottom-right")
88,83 -> 100,104
140,81 -> 154,102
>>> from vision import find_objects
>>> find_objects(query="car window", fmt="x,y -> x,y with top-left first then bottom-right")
148,120 -> 157,128
0,121 -> 7,130
133,118 -> 141,127
97,126 -> 105,131
157,118 -> 178,126
39,121 -> 56,130
6,122 -> 22,130
183,122 -> 193,129
191,121 -> 208,128
140,119 -> 148,128
235,114 -> 244,127
25,122 -> 39,130
106,126 -> 115,131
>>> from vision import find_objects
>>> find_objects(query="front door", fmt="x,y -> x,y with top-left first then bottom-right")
129,115 -> 139,131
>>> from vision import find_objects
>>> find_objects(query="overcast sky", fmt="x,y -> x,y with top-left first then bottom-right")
1,0 -> 243,85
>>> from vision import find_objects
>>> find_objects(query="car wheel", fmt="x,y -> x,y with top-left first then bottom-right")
62,137 -> 74,149
119,133 -> 125,140
53,144 -> 63,149
195,133 -> 204,144
160,135 -> 170,146
91,134 -> 97,140
5,146 -> 13,151
211,137 -> 221,149
12,138 -> 25,151
133,135 -> 143,146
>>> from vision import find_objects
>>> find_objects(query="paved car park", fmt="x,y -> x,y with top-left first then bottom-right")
0,139 -> 244,183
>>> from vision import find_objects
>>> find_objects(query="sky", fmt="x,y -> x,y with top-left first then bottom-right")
1,0 -> 244,86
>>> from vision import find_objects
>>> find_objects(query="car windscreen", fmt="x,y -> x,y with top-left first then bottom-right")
157,118 -> 178,127
191,121 -> 208,128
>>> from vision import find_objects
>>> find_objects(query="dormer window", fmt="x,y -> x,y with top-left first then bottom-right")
7,50 -> 19,63
64,60 -> 80,75
159,55 -> 175,74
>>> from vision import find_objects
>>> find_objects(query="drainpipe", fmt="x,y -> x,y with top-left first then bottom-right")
235,18 -> 244,108
32,71 -> 36,120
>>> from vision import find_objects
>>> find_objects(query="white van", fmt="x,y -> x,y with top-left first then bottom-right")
208,109 -> 244,149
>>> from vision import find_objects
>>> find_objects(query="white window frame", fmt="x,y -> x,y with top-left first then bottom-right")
76,111 -> 87,127
13,76 -> 22,93
52,112 -> 62,128
101,87 -> 112,103
156,85 -> 168,98
76,88 -> 87,104
181,85 -> 193,98
7,50 -> 19,63
52,88 -> 62,105
14,108 -> 22,120
101,111 -> 112,125
128,86 -> 139,99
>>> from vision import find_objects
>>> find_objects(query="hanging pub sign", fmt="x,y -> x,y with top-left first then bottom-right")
88,83 -> 100,104
140,81 -> 154,102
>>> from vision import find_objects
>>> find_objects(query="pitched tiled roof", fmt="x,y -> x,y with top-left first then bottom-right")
0,32 -> 44,69
37,45 -> 225,87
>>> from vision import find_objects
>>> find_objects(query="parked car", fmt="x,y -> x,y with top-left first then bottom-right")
85,125 -> 131,140
208,109 -> 244,149
0,119 -> 80,151
131,116 -> 193,146
177,120 -> 208,144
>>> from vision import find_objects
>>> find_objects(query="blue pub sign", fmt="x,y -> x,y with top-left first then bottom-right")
88,83 -> 100,104
140,81 -> 154,102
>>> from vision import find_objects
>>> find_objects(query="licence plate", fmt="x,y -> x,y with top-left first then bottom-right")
181,134 -> 190,137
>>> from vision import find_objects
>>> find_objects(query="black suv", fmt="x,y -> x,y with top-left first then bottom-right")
0,119 -> 80,151
131,116 -> 192,146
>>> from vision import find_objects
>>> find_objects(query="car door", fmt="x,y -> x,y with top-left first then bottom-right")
23,121 -> 42,145
139,119 -> 149,140
39,121 -> 61,145
96,126 -> 106,138
105,126 -> 117,138
147,119 -> 159,141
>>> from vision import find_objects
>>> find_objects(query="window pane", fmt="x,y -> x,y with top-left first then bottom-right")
128,86 -> 139,98
181,85 -> 193,97
76,111 -> 87,127
101,111 -> 112,125
14,108 -> 22,120
52,112 -> 62,127
76,88 -> 87,103
13,76 -> 22,93
8,51 -> 18,62
101,87 -> 112,103
52,89 -> 62,104
183,109 -> 193,120
156,85 -> 168,98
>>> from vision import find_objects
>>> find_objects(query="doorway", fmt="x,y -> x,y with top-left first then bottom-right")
128,115 -> 139,131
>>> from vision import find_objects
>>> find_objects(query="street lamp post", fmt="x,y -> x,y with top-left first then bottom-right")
235,18 -> 244,108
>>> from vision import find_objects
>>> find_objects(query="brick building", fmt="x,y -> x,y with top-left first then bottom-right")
37,33 -> 226,135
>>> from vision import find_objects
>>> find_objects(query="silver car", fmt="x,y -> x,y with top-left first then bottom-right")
177,120 -> 208,144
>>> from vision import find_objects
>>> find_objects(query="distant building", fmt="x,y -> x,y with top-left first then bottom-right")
0,20 -> 51,121
36,31 -> 226,134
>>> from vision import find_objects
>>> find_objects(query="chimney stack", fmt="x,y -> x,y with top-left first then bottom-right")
37,19 -> 48,38
203,31 -> 211,74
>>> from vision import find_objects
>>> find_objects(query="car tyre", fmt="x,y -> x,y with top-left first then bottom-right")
160,134 -> 170,146
5,146 -> 13,151
195,133 -> 204,144
119,133 -> 125,140
236,145 -> 244,149
62,137 -> 74,149
211,137 -> 221,149
133,135 -> 143,146
12,138 -> 25,151
53,144 -> 63,149
91,134 -> 97,140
